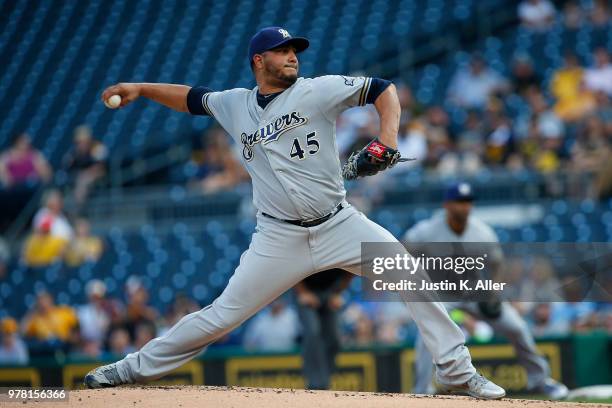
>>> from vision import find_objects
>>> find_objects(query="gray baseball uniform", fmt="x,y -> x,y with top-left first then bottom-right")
404,213 -> 550,393
113,76 -> 477,387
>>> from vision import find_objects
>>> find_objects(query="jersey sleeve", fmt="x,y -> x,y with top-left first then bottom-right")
403,221 -> 427,242
187,87 -> 247,134
312,75 -> 375,121
481,224 -> 504,263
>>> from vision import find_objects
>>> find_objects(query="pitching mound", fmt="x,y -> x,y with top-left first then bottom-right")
23,386 -> 612,407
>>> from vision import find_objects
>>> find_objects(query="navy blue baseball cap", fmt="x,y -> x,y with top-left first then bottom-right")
444,182 -> 475,202
248,27 -> 309,64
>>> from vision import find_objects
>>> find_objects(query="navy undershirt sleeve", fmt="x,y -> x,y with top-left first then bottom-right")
365,78 -> 392,105
187,86 -> 214,115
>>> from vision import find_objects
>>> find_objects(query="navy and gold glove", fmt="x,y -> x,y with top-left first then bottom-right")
342,139 -> 414,180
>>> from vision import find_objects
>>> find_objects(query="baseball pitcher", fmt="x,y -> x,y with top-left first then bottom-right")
86,27 -> 505,399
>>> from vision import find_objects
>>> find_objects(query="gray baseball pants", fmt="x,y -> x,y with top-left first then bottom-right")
115,204 -> 476,386
413,301 -> 549,393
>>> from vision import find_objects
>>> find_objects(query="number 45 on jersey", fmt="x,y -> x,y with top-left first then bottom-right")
290,131 -> 319,160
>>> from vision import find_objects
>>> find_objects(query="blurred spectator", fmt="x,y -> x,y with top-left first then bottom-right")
592,91 -> 612,198
76,280 -> 112,352
0,133 -> 53,230
526,91 -> 564,173
353,313 -> 375,346
0,133 -> 52,189
426,106 -> 453,145
188,128 -> 249,194
529,92 -> 564,142
529,303 -> 571,337
518,0 -> 556,31
484,111 -> 515,165
341,303 -> 375,347
372,302 -> 416,345
520,257 -> 564,302
596,157 -> 612,199
243,299 -> 299,352
160,293 -> 200,335
594,91 -> 612,129
447,54 -> 509,110
134,321 -> 157,350
21,291 -> 79,354
64,218 -> 104,266
550,52 -> 597,121
61,125 -> 108,209
121,276 -> 158,342
549,295 -> 598,332
344,116 -> 379,159
511,54 -> 541,96
453,110 -> 486,174
589,0 -> 611,27
584,48 -> 612,97
32,189 -> 73,241
571,113 -> 610,174
0,317 -> 29,365
425,107 -> 454,170
336,107 -> 377,157
22,214 -> 69,267
23,190 -> 73,267
108,327 -> 135,356
562,0 -> 585,29
394,120 -> 428,170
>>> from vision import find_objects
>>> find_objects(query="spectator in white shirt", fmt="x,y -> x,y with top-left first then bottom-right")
518,0 -> 556,31
0,318 -> 29,365
243,299 -> 299,352
584,48 -> 612,97
32,189 -> 73,241
447,54 -> 510,110
77,280 -> 112,345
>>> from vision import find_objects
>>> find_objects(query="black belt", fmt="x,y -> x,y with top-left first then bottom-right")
262,203 -> 344,228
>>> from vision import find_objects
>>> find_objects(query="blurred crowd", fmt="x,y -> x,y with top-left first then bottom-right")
0,0 -> 610,366
335,43 -> 611,200
0,125 -> 109,272
0,276 -> 199,364
179,2 -> 612,201
1,271 -> 610,365
0,125 -> 108,226
21,189 -> 104,268
519,0 -> 611,32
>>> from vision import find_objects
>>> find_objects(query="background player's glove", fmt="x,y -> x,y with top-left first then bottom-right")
342,139 -> 414,180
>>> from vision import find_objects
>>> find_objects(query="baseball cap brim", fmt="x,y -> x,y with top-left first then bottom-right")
444,192 -> 475,202
446,196 -> 474,202
266,37 -> 309,54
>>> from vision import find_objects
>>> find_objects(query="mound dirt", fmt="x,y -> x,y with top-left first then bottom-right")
24,386 -> 612,407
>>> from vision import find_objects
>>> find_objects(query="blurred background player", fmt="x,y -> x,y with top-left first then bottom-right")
403,182 -> 569,400
294,269 -> 353,390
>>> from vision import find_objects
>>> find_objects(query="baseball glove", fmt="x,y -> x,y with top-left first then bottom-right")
341,139 -> 414,180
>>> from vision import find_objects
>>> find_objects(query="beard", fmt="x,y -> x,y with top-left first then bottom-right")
451,213 -> 469,226
264,63 -> 298,87
278,71 -> 298,85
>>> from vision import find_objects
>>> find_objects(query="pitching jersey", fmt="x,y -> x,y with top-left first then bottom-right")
404,213 -> 504,260
191,76 -> 374,220
404,213 -> 504,284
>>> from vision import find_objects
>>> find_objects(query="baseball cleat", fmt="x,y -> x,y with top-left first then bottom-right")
533,378 -> 569,400
84,362 -> 126,389
438,372 -> 506,400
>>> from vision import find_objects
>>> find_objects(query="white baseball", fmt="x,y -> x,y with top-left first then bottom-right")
104,94 -> 122,109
